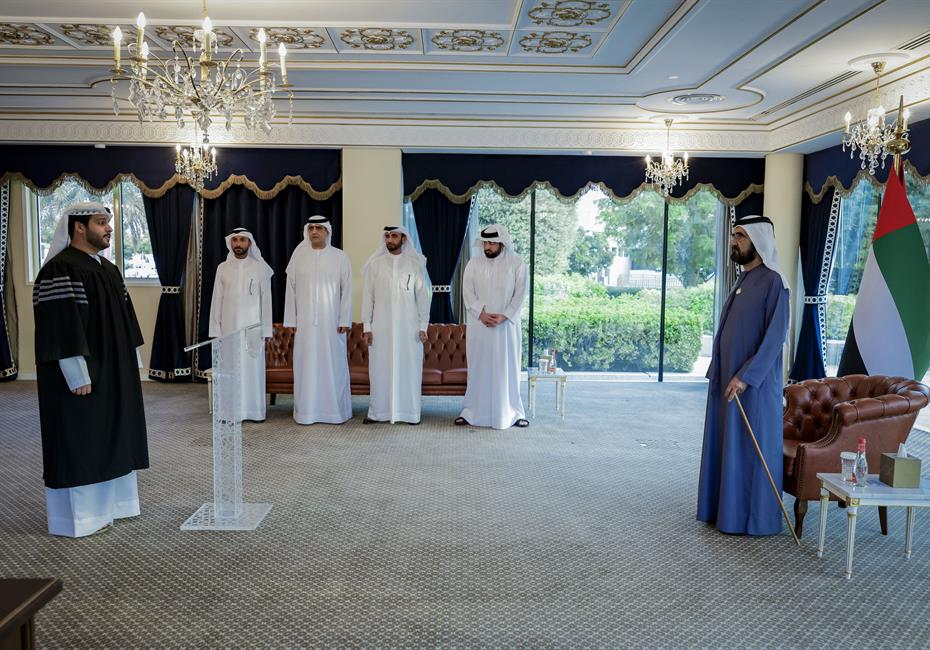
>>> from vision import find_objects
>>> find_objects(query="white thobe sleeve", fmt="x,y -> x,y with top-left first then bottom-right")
283,272 -> 297,328
59,356 -> 90,390
361,266 -> 375,333
462,262 -> 483,320
502,259 -> 529,322
261,275 -> 273,338
136,347 -> 144,369
338,256 -> 353,329
415,267 -> 431,331
208,269 -> 224,338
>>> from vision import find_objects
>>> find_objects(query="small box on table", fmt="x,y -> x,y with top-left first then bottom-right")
879,453 -> 922,488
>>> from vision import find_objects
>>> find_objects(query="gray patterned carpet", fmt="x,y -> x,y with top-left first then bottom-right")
2,379 -> 930,649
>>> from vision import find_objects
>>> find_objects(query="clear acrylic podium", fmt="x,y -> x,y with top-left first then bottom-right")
180,323 -> 271,531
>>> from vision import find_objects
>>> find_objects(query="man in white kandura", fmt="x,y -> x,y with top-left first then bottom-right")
208,227 -> 274,422
283,215 -> 353,424
361,225 -> 431,425
456,224 -> 530,429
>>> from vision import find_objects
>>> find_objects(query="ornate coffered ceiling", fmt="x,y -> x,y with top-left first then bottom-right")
0,0 -> 927,154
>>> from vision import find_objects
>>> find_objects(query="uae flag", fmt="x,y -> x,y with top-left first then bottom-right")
838,168 -> 930,379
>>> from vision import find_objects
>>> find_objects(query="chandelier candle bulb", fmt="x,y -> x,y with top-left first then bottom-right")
278,42 -> 287,84
135,12 -> 145,52
844,111 -> 851,133
140,41 -> 149,75
112,26 -> 122,69
903,108 -> 910,130
258,28 -> 267,71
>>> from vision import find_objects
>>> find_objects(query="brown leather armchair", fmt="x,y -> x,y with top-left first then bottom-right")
783,375 -> 929,537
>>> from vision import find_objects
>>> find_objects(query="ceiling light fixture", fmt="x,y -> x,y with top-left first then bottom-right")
109,1 -> 293,144
842,55 -> 910,175
645,118 -> 690,197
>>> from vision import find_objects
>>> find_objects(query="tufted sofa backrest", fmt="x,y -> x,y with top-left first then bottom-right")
268,322 -> 467,369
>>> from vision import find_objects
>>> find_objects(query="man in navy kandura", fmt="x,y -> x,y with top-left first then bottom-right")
697,215 -> 790,535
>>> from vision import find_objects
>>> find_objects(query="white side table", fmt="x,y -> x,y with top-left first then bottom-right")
816,472 -> 930,579
527,368 -> 567,418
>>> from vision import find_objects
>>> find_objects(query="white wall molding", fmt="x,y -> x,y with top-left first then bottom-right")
0,64 -> 928,155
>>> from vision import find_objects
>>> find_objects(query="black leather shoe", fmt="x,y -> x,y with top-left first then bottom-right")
363,417 -> 377,424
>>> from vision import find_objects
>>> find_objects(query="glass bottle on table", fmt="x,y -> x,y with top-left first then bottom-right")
853,437 -> 868,487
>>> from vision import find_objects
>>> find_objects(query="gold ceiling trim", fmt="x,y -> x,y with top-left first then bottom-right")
431,30 -> 505,53
56,24 -> 116,47
153,25 -> 236,49
249,27 -> 326,50
804,160 -> 930,204
406,178 -> 762,207
340,28 -> 415,51
0,23 -> 54,46
528,1 -> 613,28
519,31 -> 593,54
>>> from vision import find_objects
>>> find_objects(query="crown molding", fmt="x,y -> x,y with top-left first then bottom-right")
0,62 -> 926,155
0,117 -> 771,153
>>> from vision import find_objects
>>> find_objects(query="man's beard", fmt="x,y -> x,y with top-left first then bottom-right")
386,242 -> 401,252
484,247 -> 502,259
87,230 -> 110,251
730,243 -> 757,265
233,247 -> 248,258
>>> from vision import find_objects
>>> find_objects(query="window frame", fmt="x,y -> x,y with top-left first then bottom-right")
21,180 -> 160,286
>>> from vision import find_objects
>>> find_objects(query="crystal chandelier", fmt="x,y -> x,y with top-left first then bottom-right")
645,119 -> 690,197
842,59 -> 910,175
109,1 -> 292,144
175,125 -> 218,191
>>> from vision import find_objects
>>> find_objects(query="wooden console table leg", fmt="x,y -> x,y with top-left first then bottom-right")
845,498 -> 860,579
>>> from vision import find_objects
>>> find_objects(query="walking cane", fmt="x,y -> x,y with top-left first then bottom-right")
734,394 -> 800,546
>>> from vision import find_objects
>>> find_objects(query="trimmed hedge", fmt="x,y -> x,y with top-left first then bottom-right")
532,294 -> 702,372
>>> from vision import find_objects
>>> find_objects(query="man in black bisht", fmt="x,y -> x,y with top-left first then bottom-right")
34,201 -> 148,537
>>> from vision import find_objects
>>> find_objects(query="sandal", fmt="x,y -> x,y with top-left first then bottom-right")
514,419 -> 530,428
454,416 -> 468,426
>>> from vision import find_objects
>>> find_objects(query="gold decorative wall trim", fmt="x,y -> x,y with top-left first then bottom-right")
0,171 -> 342,201
804,160 -> 930,204
406,178 -> 763,207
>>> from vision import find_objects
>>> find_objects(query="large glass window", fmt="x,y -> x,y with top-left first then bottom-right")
663,191 -> 723,379
25,178 -> 156,282
464,184 -> 726,379
824,182 -> 880,375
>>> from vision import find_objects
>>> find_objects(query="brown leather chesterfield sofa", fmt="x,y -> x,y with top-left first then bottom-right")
782,375 -> 929,537
265,322 -> 468,402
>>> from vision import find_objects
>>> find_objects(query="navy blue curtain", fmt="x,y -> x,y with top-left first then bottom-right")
196,184 -> 342,374
412,188 -> 471,323
788,189 -> 836,382
0,145 -> 342,196
144,185 -> 196,381
403,153 -> 764,203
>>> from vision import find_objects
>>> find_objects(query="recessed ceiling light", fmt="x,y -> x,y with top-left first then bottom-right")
668,75 -> 679,80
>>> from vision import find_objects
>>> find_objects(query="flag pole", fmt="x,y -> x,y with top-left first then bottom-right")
734,394 -> 801,546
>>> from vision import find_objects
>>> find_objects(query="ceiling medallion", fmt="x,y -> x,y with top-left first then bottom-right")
432,30 -> 504,52
670,93 -> 724,106
340,28 -> 414,51
109,5 -> 293,145
644,119 -> 690,198
520,31 -> 592,54
842,55 -> 911,176
155,24 -> 235,49
0,23 -> 54,46
59,24 -> 115,47
249,27 -> 325,49
528,1 -> 611,27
